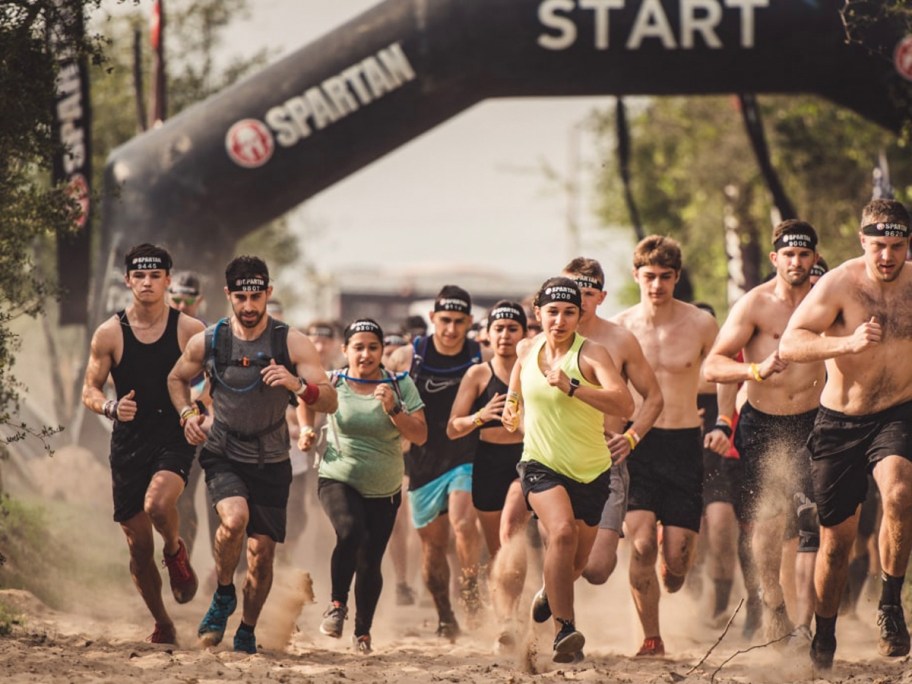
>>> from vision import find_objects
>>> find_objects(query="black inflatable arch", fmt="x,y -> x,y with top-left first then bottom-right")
94,0 -> 912,322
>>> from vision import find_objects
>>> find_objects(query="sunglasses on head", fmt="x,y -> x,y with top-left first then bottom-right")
171,296 -> 197,306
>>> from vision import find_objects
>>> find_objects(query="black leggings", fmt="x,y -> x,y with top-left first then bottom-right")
317,478 -> 401,636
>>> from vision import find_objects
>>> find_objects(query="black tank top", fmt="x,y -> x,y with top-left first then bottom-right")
472,361 -> 509,429
110,307 -> 183,442
407,336 -> 480,490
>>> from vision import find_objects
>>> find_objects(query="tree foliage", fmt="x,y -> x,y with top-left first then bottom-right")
0,0 -> 271,457
592,94 -> 912,315
591,3 -> 912,314
0,0 -> 103,434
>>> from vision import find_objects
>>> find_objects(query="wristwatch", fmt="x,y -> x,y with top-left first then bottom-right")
388,403 -> 403,416
568,378 -> 581,397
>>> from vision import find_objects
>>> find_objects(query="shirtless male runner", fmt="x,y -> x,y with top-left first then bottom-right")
613,235 -> 730,657
780,199 -> 912,668
704,220 -> 826,643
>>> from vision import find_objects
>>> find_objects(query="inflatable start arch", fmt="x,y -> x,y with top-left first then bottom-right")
93,0 -> 912,322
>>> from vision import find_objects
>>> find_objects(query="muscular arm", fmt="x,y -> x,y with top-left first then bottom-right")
576,342 -> 635,419
287,329 -> 338,414
780,276 -> 873,362
81,318 -> 117,415
167,331 -> 207,413
703,296 -> 758,383
622,334 -> 663,438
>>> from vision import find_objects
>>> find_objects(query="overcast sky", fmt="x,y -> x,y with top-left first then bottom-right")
223,1 -> 634,285
93,0 -> 635,319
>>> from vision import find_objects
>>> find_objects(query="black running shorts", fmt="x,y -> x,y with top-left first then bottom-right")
517,459 -> 611,527
807,401 -> 912,528
472,441 -> 522,512
627,427 -> 703,532
199,448 -> 293,542
110,432 -> 193,524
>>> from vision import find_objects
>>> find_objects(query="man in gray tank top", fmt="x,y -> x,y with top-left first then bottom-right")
168,256 -> 337,654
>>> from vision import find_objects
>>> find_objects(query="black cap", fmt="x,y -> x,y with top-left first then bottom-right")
169,271 -> 201,296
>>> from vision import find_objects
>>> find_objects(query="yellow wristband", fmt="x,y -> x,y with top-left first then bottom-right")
473,412 -> 485,427
749,362 -> 764,382
623,432 -> 637,451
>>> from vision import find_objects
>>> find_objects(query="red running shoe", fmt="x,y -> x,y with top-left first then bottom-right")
636,636 -> 665,657
148,622 -> 177,645
162,538 -> 198,604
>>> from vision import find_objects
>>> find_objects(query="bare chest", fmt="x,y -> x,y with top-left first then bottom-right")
745,300 -> 793,359
637,322 -> 704,376
848,286 -> 912,340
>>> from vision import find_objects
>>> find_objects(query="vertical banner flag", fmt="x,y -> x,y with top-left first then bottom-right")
150,0 -> 167,125
50,0 -> 92,325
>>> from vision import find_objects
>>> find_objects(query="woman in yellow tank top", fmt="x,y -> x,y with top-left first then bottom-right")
502,276 -> 634,664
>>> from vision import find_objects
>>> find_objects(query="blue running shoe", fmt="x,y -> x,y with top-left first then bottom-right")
234,627 -> 257,654
198,591 -> 237,646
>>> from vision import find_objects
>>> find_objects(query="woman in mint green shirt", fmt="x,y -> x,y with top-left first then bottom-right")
298,319 -> 426,654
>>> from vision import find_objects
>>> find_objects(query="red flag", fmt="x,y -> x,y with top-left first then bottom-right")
150,0 -> 161,50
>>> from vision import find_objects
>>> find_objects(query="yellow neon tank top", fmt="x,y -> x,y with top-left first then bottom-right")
520,333 -> 612,483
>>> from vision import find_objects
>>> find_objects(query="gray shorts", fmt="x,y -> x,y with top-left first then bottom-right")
598,460 -> 629,534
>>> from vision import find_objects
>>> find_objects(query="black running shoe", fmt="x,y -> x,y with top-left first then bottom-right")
877,604 -> 911,657
531,586 -> 551,623
809,631 -> 836,670
552,620 -> 585,664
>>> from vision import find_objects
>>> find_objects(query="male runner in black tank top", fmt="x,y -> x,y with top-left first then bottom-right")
82,244 -> 205,645
387,285 -> 488,640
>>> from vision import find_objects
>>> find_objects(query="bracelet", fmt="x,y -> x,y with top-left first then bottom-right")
298,382 -> 320,405
749,362 -> 764,383
625,428 -> 641,446
473,412 -> 485,427
717,414 -> 733,428
103,399 -> 118,420
301,425 -> 317,437
622,432 -> 637,451
713,421 -> 733,438
180,405 -> 200,427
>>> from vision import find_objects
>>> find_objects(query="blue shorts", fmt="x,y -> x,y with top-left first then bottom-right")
408,462 -> 473,529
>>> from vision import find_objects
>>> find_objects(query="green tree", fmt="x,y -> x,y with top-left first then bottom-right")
0,0 -> 105,456
592,94 -> 912,315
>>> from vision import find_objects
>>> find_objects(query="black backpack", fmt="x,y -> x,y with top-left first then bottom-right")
204,317 -> 297,403
409,335 -> 482,378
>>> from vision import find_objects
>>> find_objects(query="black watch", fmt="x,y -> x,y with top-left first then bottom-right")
388,403 -> 403,416
568,377 -> 581,397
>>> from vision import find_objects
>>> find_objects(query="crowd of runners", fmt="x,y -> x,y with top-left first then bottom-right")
81,197 -> 912,669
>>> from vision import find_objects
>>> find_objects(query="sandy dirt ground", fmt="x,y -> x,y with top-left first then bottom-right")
2,445 -> 911,683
